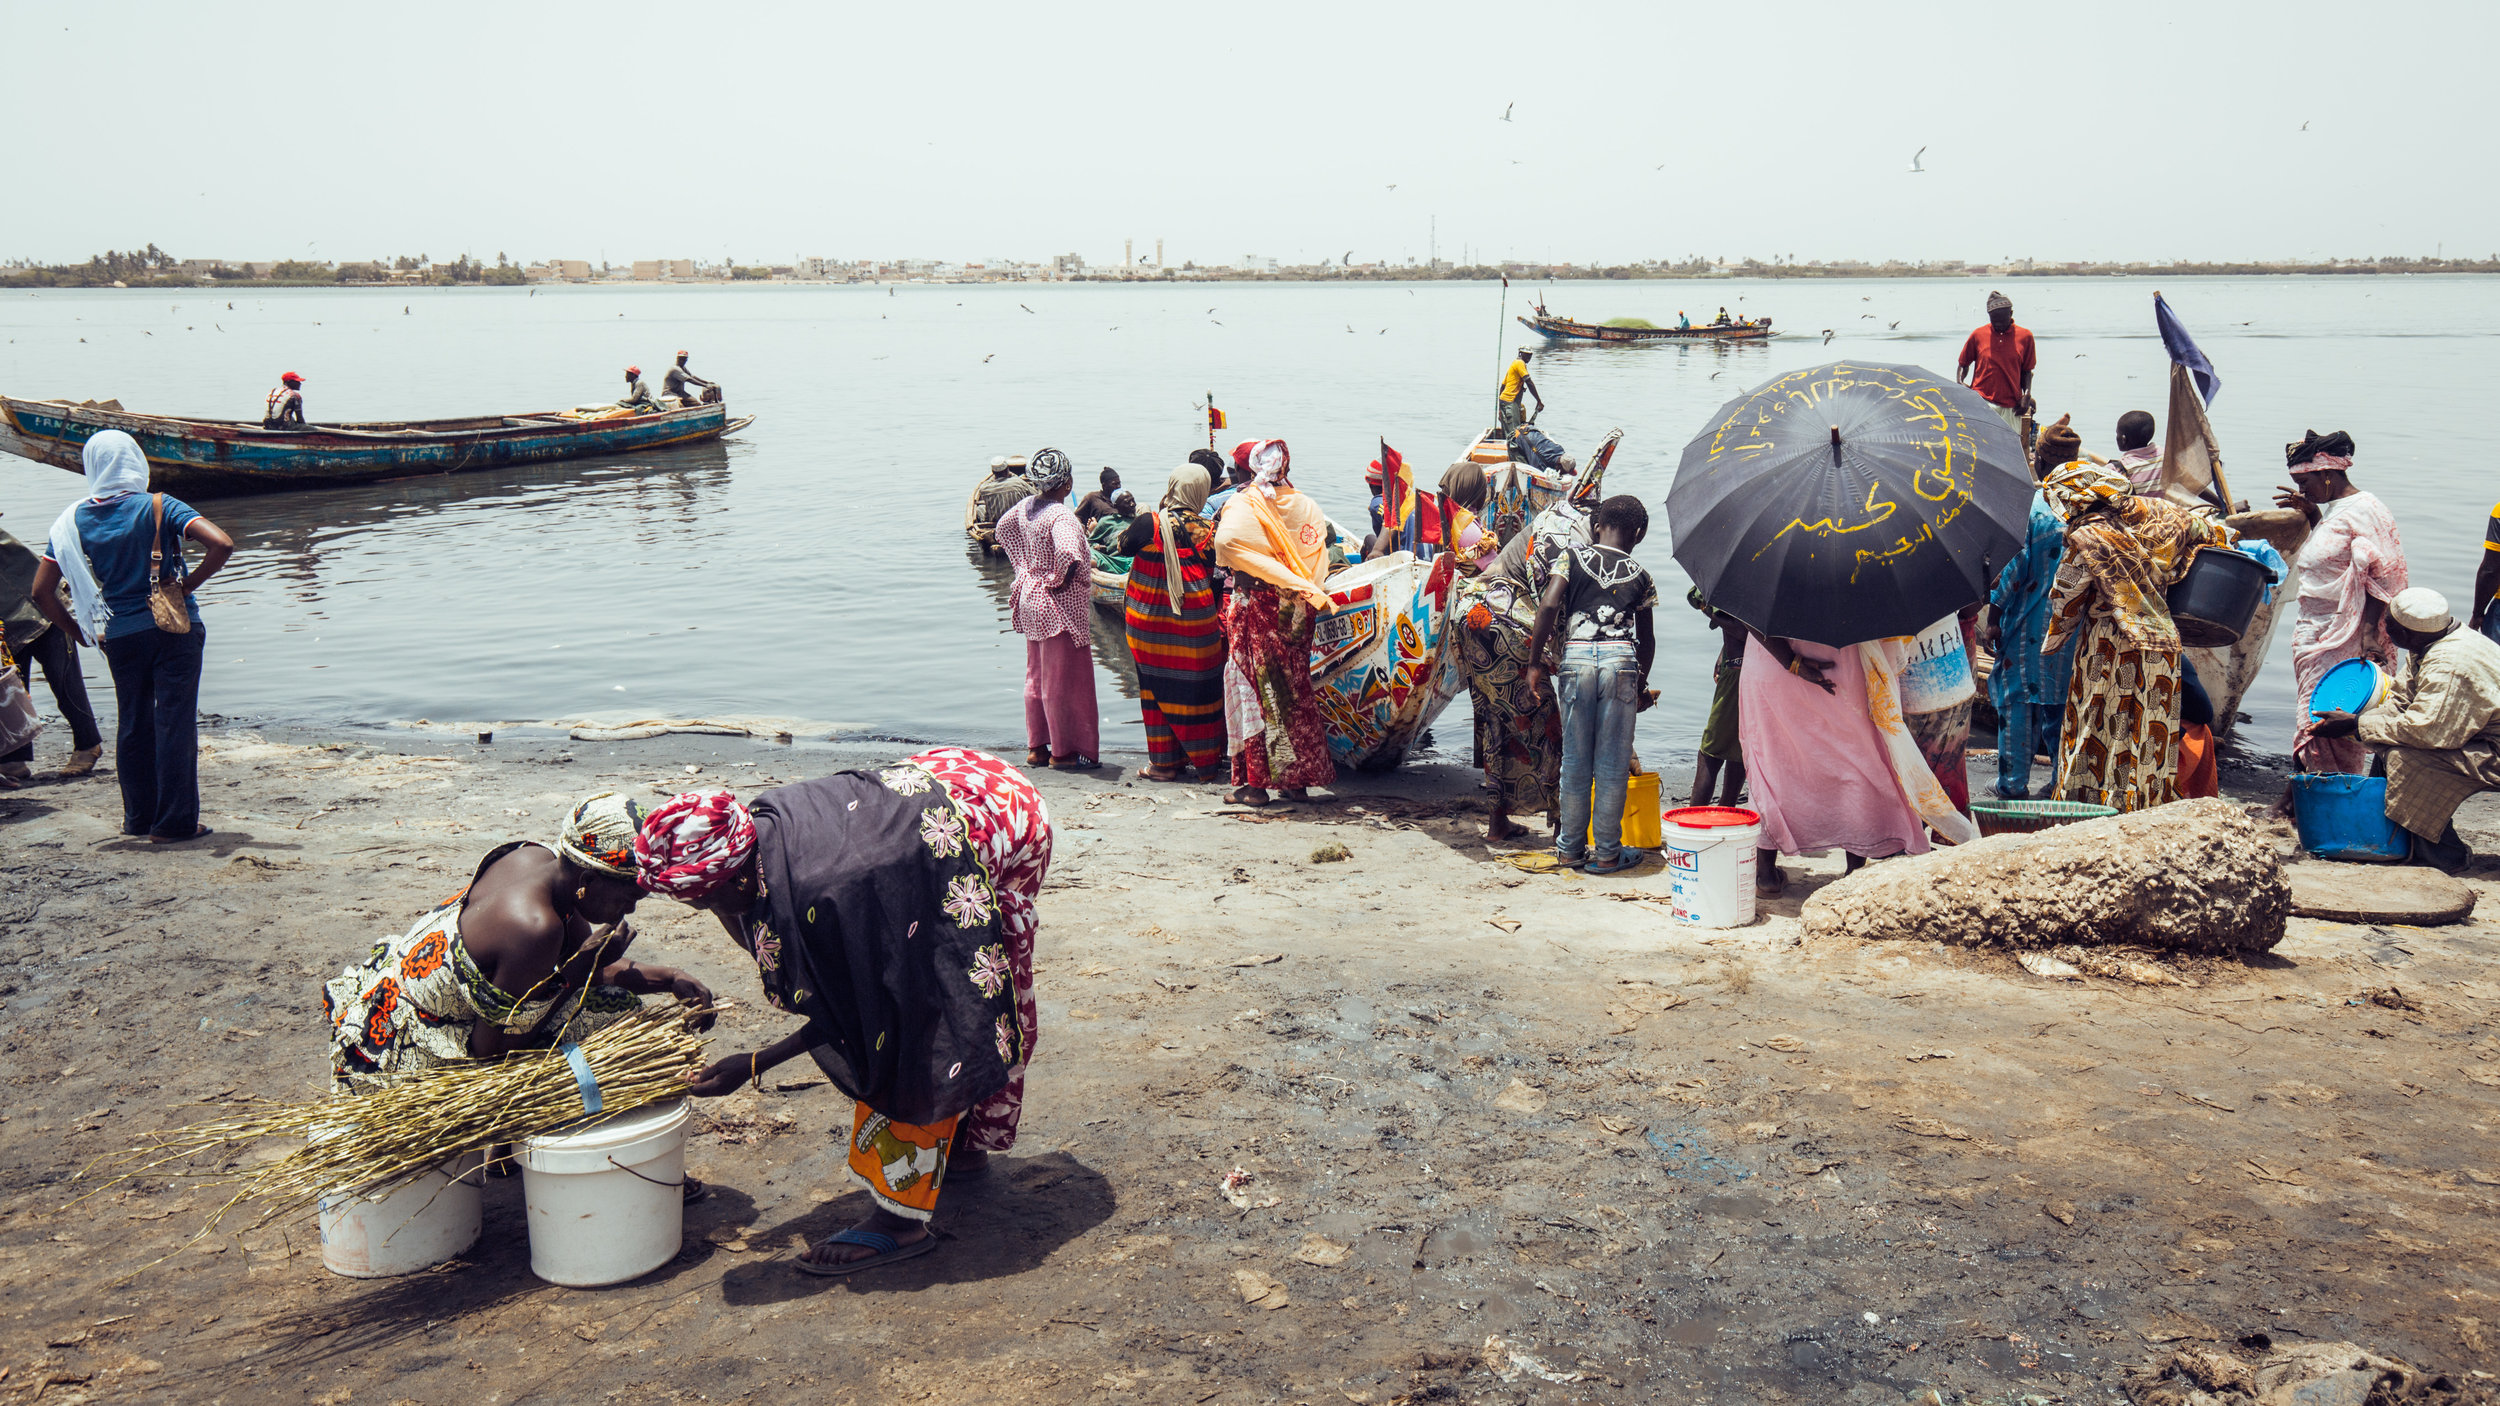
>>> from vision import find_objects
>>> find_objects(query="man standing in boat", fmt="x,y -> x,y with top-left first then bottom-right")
1495,348 -> 1542,435
262,372 -> 306,429
1955,291 -> 2037,437
662,350 -> 716,406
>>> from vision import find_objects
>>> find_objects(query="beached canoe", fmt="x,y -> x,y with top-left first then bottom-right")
1518,310 -> 1772,343
0,394 -> 752,496
1313,549 -> 1466,772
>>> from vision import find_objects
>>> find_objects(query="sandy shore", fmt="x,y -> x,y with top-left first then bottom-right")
1,722 -> 2496,1404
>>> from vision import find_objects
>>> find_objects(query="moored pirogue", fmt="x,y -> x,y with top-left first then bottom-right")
0,394 -> 752,495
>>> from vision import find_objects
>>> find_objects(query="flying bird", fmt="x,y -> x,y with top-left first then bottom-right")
1909,146 -> 1927,173
1210,320 -> 1223,326
1888,320 -> 1900,329
1709,371 -> 1722,379
1822,329 -> 1835,344
1500,102 -> 1513,122
1019,303 -> 1035,313
1344,250 -> 1354,266
1387,184 -> 1397,191
2300,121 -> 2309,131
1861,313 -> 1875,318
982,353 -> 994,363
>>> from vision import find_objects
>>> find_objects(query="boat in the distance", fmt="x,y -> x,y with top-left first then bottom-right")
1518,308 -> 1772,343
0,394 -> 752,496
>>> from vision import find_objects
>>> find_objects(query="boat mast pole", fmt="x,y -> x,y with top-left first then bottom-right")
1495,273 -> 1508,394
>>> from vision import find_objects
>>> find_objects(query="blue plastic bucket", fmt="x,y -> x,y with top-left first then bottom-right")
2290,773 -> 2410,862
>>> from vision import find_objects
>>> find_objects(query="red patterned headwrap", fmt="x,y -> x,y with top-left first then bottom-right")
633,790 -> 756,903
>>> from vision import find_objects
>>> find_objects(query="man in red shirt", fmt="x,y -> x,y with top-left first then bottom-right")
1956,290 -> 2036,434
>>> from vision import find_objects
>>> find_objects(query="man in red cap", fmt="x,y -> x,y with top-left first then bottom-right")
262,372 -> 306,429
619,365 -> 657,410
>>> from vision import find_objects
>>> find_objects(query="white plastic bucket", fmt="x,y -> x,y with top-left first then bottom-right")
318,1151 -> 483,1278
1662,807 -> 1763,929
520,1099 -> 691,1286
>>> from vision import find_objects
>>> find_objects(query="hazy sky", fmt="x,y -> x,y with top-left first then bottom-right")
9,0 -> 2492,269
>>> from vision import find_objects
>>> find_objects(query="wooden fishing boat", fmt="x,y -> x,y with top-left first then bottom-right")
1518,309 -> 1772,343
963,457 -> 1031,556
0,394 -> 752,496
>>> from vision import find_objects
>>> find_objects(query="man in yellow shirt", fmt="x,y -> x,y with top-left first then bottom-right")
1496,347 -> 1543,434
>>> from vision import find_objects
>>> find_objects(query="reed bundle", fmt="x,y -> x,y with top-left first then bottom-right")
78,1005 -> 710,1242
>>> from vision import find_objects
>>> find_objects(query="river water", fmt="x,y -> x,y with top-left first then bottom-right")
1,277 -> 2490,768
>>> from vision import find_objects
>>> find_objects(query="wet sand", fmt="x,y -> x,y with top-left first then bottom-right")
2,724 -> 2497,1403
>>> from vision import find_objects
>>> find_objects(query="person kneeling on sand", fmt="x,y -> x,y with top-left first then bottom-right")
651,749 -> 1048,1276
2311,587 -> 2500,874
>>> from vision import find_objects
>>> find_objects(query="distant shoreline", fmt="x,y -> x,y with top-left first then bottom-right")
8,261 -> 2499,291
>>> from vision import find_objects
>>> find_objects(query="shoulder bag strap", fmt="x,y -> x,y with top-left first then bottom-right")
148,493 -> 167,588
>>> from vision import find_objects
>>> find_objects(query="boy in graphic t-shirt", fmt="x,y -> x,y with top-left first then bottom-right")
1525,496 -> 1658,873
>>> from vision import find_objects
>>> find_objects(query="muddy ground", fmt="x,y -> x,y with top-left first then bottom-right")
2,722 -> 2497,1405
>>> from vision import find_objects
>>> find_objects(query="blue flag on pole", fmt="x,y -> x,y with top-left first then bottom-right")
2154,293 -> 2221,405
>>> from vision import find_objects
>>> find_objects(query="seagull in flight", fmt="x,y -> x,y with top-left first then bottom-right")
1908,146 -> 1927,173
1386,184 -> 1397,191
1888,320 -> 1900,329
1018,303 -> 1035,314
1822,329 -> 1836,345
1500,102 -> 1514,122
2300,121 -> 2309,131
982,353 -> 994,363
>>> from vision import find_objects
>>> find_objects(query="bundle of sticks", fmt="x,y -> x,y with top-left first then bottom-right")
78,1004 -> 711,1242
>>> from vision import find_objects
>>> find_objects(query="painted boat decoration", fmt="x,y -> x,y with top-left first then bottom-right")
1518,309 -> 1772,343
1311,549 -> 1464,772
0,394 -> 751,495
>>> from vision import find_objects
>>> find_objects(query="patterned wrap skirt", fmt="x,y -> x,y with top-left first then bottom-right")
1224,580 -> 1336,791
842,746 -> 1050,1219
1455,573 -> 1561,814
1123,516 -> 1227,770
2051,617 -> 2183,814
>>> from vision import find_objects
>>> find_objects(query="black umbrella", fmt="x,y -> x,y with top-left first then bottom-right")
1667,360 -> 2034,647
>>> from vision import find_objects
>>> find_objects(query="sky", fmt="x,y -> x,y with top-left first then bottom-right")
7,0 -> 2494,270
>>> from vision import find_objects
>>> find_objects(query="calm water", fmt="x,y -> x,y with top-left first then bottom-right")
2,277 -> 2492,765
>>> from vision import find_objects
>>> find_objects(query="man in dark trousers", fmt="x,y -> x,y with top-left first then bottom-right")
1956,291 -> 2036,437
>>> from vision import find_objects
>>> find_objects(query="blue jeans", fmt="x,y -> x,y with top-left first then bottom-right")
99,625 -> 205,839
2482,611 -> 2500,648
1555,641 -> 1641,863
1993,696 -> 2065,799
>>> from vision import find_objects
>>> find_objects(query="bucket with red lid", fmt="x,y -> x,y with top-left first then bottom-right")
1661,806 -> 1763,928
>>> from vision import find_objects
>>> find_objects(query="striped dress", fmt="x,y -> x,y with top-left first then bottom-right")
1123,511 -> 1227,769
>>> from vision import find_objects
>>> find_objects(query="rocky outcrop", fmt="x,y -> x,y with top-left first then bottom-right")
1799,798 -> 2288,955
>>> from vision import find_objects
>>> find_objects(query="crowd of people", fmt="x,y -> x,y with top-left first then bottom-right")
6,299 -> 2500,1295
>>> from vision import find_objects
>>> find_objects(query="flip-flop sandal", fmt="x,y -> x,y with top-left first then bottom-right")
1050,756 -> 1098,772
1225,789 -> 1276,807
1026,747 -> 1050,767
1583,854 -> 1638,876
794,1226 -> 939,1277
149,825 -> 212,844
1137,767 -> 1186,783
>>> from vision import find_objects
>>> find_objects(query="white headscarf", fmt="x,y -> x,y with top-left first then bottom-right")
47,430 -> 151,645
1248,439 -> 1290,499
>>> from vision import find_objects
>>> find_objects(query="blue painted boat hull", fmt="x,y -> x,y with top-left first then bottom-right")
0,395 -> 750,497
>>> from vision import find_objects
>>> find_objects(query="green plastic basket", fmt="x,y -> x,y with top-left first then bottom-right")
1970,798 -> 2119,837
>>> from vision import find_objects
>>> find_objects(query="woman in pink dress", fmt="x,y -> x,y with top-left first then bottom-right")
993,447 -> 1101,770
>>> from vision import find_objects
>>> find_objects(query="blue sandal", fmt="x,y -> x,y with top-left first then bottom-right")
794,1226 -> 939,1277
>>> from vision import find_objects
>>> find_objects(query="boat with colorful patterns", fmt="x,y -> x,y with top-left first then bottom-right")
0,394 -> 752,496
